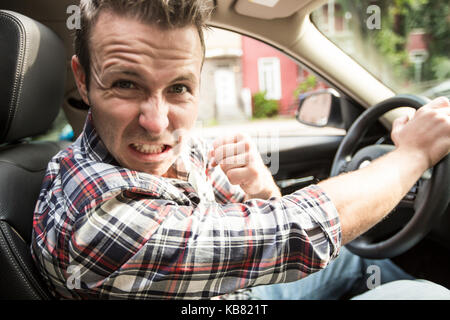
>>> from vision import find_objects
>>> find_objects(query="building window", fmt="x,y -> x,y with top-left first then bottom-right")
257,57 -> 282,100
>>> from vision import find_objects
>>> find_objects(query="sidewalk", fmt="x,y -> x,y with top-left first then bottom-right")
193,118 -> 346,138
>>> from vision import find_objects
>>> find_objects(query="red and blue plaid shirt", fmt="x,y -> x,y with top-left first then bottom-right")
31,112 -> 341,299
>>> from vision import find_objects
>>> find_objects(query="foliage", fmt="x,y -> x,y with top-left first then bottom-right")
252,91 -> 279,118
293,75 -> 318,98
431,56 -> 450,80
331,0 -> 450,88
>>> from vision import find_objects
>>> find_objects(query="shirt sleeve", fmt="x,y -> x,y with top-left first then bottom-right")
68,184 -> 341,299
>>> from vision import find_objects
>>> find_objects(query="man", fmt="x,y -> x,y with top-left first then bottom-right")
32,0 -> 450,299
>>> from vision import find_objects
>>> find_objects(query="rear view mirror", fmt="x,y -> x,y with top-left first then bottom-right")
296,89 -> 343,128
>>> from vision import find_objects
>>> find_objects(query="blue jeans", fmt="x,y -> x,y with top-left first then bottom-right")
250,247 -> 450,300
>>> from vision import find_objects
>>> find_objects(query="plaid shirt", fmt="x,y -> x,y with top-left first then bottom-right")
31,112 -> 341,300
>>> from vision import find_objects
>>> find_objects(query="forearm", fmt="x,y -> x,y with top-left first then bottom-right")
319,147 -> 429,245
244,169 -> 282,200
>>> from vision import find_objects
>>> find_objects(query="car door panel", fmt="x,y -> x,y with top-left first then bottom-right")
257,135 -> 344,195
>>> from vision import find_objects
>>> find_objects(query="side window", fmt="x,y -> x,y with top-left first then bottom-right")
196,27 -> 346,138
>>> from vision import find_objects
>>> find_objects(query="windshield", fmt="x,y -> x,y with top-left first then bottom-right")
311,0 -> 450,98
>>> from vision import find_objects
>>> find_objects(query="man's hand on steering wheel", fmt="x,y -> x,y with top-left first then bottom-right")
391,96 -> 450,170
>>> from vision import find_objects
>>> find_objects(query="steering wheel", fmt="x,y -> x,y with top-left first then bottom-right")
330,94 -> 450,259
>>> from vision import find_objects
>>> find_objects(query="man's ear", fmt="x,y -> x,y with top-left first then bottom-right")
71,55 -> 90,105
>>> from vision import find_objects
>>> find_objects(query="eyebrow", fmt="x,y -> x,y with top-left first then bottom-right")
170,73 -> 197,84
103,68 -> 198,85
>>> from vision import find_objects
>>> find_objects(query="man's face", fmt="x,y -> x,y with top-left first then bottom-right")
72,11 -> 203,176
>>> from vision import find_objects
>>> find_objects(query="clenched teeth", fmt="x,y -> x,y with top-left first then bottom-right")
131,143 -> 167,154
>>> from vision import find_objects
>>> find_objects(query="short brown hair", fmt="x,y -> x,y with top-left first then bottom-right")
74,0 -> 214,88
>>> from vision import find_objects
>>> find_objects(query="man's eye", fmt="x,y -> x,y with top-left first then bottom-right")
112,80 -> 136,89
169,84 -> 188,94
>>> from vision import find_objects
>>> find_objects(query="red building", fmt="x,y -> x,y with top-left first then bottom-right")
241,36 -> 301,115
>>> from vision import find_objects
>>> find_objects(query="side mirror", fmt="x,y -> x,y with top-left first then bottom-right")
296,89 -> 343,128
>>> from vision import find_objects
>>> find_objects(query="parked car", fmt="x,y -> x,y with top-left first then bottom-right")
422,80 -> 450,99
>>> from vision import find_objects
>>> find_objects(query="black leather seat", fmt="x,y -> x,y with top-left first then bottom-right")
0,10 -> 66,299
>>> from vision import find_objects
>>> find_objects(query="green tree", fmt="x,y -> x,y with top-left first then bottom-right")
252,91 -> 279,118
333,0 -> 450,86
293,75 -> 317,98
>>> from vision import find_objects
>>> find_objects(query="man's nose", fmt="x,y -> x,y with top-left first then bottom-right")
138,97 -> 169,135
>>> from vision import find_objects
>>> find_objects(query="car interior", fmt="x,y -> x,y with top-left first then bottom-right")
0,0 -> 449,299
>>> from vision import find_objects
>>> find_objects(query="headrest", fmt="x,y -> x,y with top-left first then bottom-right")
0,10 -> 66,144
